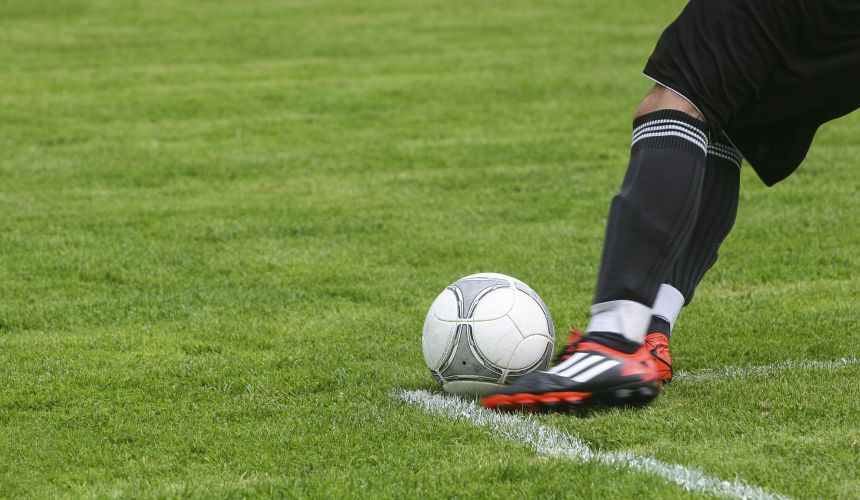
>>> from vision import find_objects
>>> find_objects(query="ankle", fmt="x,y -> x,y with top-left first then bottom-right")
582,331 -> 641,354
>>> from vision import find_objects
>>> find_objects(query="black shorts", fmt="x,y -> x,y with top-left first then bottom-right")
644,0 -> 860,185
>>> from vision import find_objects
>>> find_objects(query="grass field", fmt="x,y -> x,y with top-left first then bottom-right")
1,0 -> 858,497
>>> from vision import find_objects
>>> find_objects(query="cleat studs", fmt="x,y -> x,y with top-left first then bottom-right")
613,388 -> 632,399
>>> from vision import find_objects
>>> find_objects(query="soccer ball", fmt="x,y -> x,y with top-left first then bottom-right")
422,273 -> 555,396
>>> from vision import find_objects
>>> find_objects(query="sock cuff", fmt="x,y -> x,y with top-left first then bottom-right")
652,284 -> 685,330
587,300 -> 652,344
631,109 -> 708,155
707,134 -> 743,170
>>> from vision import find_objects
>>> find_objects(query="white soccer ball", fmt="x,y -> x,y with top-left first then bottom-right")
422,273 -> 555,396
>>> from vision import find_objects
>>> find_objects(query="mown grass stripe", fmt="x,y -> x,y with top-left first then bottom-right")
395,389 -> 787,500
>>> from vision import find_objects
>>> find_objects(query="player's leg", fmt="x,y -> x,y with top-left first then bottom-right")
635,85 -> 703,121
482,0 -> 809,413
586,85 -> 708,346
482,86 -> 708,412
502,0 -> 810,406
646,134 -> 742,382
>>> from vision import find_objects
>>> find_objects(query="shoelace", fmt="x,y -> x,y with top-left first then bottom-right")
646,336 -> 673,378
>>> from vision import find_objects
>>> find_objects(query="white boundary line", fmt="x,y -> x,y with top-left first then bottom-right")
674,356 -> 860,383
395,389 -> 787,500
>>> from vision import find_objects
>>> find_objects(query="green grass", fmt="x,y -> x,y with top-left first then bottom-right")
1,0 -> 858,497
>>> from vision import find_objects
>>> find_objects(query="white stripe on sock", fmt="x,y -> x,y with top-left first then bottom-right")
632,119 -> 707,143
707,149 -> 742,168
631,131 -> 707,153
632,124 -> 707,145
710,142 -> 741,156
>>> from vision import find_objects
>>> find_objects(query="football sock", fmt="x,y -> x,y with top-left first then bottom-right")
650,283 -> 685,335
581,331 -> 641,355
588,109 -> 708,344
647,316 -> 671,337
666,135 -> 741,303
587,300 -> 652,345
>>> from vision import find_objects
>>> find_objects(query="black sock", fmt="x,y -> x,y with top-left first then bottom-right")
582,331 -> 641,354
647,316 -> 672,337
667,135 -> 741,303
593,109 -> 709,307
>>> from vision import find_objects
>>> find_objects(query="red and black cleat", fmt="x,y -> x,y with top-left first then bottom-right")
483,332 -> 661,413
644,332 -> 672,384
553,328 -> 584,363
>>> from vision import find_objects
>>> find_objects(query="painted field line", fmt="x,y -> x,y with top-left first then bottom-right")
674,356 -> 860,383
395,389 -> 786,500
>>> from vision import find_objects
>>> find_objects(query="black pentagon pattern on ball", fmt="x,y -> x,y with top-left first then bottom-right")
437,324 -> 502,382
449,276 -> 509,319
431,276 -> 508,383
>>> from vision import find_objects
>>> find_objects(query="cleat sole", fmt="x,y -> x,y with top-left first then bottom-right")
602,384 -> 659,407
482,391 -> 592,413
483,382 -> 660,413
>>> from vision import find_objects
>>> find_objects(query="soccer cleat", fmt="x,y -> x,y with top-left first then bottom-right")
644,332 -> 672,384
553,328 -> 584,363
483,332 -> 660,412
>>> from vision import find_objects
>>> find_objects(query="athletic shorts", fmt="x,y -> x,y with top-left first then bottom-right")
644,0 -> 860,185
